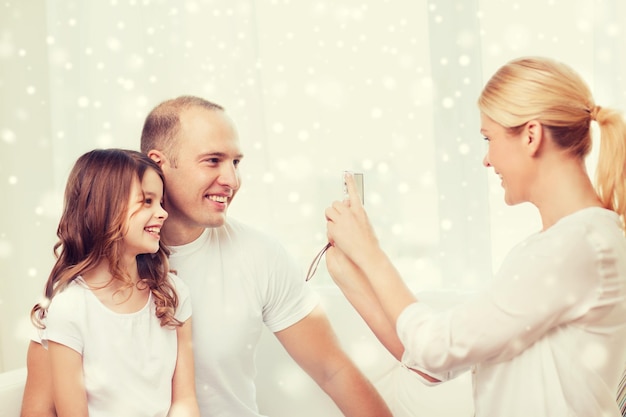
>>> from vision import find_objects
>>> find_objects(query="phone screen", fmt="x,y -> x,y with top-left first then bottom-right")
343,172 -> 364,204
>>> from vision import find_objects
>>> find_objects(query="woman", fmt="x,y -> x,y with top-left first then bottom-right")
325,57 -> 626,416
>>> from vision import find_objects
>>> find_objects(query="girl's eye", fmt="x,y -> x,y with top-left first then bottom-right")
483,137 -> 490,142
144,198 -> 153,205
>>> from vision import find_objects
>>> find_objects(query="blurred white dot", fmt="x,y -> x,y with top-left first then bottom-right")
382,76 -> 396,90
459,55 -> 471,66
397,182 -> 409,193
26,86 -> 36,95
606,24 -> 621,37
377,162 -> 389,173
1,129 -> 16,144
441,219 -> 453,231
442,97 -> 454,108
392,224 -> 403,235
458,143 -> 470,154
8,176 -> 18,185
68,18 -> 77,26
107,37 -> 121,51
297,130 -> 309,141
457,31 -> 475,48
136,96 -> 148,107
371,108 -> 382,119
440,57 -> 448,66
272,123 -> 284,134
117,78 -> 135,90
129,54 -> 144,70
368,192 -> 382,205
96,133 -> 113,147
262,172 -> 275,183
287,192 -> 299,203
362,159 -> 373,170
34,206 -> 44,216
420,171 -> 434,187
28,268 -> 37,277
46,36 -> 55,45
18,49 -> 26,57
297,203 -> 314,218
0,239 -> 13,259
77,96 -> 90,107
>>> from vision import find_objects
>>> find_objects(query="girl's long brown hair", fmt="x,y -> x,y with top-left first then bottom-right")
31,149 -> 182,328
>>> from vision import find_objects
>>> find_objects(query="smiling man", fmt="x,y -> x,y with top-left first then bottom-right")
140,95 -> 392,417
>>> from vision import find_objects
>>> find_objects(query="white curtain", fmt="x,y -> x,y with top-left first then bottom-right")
1,0 -> 624,414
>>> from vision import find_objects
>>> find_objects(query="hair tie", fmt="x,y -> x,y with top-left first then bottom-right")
590,105 -> 601,121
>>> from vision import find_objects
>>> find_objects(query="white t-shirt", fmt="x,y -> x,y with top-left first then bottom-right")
397,207 -> 626,416
42,273 -> 191,417
168,218 -> 319,417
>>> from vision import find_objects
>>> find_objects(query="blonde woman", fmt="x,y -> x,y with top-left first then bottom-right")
325,57 -> 626,416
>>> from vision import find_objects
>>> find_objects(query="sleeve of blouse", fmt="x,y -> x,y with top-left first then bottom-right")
397,227 -> 604,376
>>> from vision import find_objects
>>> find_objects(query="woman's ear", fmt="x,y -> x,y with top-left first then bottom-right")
525,120 -> 543,157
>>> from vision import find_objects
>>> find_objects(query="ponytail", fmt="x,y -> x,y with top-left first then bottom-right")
594,106 -> 626,230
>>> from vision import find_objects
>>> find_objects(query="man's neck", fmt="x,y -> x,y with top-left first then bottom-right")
162,220 -> 206,246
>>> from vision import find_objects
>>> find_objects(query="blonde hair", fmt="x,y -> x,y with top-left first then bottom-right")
478,56 -> 626,229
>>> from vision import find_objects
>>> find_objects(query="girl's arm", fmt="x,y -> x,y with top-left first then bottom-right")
48,341 -> 88,417
21,340 -> 57,417
168,319 -> 200,417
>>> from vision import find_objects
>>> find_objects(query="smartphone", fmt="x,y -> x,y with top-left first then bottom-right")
343,171 -> 364,204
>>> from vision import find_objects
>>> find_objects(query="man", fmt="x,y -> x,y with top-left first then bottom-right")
20,95 -> 392,417
140,95 -> 391,416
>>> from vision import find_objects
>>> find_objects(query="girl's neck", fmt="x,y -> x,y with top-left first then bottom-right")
81,259 -> 149,314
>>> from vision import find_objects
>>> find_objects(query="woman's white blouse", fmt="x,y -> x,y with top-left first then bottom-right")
397,207 -> 626,416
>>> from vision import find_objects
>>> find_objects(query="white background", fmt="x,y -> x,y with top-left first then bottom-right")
0,0 -> 625,413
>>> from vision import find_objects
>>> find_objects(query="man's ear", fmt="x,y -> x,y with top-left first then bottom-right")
525,120 -> 543,157
147,150 -> 165,167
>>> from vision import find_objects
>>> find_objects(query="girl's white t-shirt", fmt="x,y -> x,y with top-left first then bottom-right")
43,273 -> 191,417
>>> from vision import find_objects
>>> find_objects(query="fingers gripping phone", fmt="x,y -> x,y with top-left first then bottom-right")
343,171 -> 364,205
305,171 -> 365,282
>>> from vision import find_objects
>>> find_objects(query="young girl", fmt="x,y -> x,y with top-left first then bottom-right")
325,56 -> 626,416
30,149 -> 199,417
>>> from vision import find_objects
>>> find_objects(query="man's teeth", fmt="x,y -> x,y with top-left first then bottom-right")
208,195 -> 228,203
